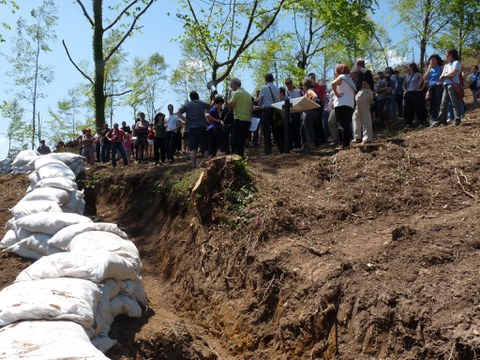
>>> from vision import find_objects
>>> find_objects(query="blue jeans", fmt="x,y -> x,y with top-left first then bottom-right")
101,143 -> 111,163
111,142 -> 128,167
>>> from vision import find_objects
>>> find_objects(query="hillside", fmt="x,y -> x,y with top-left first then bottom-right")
1,102 -> 479,359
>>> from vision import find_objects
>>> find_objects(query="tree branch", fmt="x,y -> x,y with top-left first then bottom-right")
216,0 -> 285,82
105,0 -> 155,63
75,0 -> 94,27
104,0 -> 139,32
62,39 -> 94,85
105,88 -> 132,98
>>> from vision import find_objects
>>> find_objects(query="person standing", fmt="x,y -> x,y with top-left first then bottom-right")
37,140 -> 51,155
331,63 -> 356,149
402,62 -> 427,128
165,104 -> 181,164
106,123 -> 128,167
469,65 -> 479,108
424,54 -> 444,124
177,91 -> 211,168
285,77 -> 303,149
100,123 -> 111,163
153,112 -> 166,165
307,73 -> 326,145
394,70 -> 405,119
81,129 -> 95,165
134,112 -> 149,162
431,49 -> 462,127
227,78 -> 252,157
259,73 -> 281,155
205,96 -> 225,158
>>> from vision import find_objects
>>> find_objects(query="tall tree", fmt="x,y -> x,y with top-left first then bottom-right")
4,0 -> 57,149
392,0 -> 453,71
175,0 -> 287,88
63,0 -> 156,130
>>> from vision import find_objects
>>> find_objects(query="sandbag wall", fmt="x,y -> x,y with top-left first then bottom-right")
0,150 -> 147,359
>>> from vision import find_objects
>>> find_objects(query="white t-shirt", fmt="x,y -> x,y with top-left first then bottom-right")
166,113 -> 180,132
442,60 -> 461,85
333,74 -> 355,109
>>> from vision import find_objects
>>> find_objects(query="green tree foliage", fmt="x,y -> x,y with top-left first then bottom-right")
3,0 -> 57,149
433,0 -> 480,59
0,0 -> 19,43
64,0 -> 156,130
47,86 -> 86,143
170,39 -> 213,103
1,99 -> 29,152
125,52 -> 168,121
392,0 -> 454,71
174,0 -> 286,88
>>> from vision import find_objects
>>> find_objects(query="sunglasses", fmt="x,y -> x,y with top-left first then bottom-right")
285,82 -> 292,85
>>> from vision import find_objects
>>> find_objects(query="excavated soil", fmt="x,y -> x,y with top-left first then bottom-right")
1,100 -> 480,359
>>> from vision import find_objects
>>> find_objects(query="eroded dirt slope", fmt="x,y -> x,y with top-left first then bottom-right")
1,104 -> 479,359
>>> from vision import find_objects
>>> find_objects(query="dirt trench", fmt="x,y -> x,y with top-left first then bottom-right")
89,115 -> 480,360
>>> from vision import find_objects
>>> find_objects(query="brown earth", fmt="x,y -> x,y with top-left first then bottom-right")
1,99 -> 480,359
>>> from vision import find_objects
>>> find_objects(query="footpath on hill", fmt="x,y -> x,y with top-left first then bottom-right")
0,103 -> 479,359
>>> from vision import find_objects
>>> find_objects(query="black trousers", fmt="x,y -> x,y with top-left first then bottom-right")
232,119 -> 250,157
154,137 -> 166,163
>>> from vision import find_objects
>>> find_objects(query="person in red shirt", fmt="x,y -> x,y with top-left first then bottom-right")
307,72 -> 326,145
106,122 -> 128,167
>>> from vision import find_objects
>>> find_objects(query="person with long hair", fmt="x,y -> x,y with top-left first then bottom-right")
424,54 -> 444,124
332,63 -> 356,149
153,112 -> 166,165
431,49 -> 462,127
402,62 -> 427,127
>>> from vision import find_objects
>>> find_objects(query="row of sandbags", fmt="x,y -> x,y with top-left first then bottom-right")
5,149 -> 86,176
0,151 -> 147,358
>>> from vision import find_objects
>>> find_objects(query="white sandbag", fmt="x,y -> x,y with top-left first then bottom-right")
0,277 -> 101,328
2,243 -> 43,260
12,150 -> 38,166
49,222 -> 128,250
111,293 -> 143,318
12,232 -> 62,257
0,320 -> 109,359
33,177 -> 78,192
63,189 -> 85,211
11,212 -> 93,235
34,156 -> 66,170
12,163 -> 33,174
91,335 -> 117,354
36,162 -> 76,181
20,187 -> 72,205
15,250 -> 138,283
67,231 -> 141,271
28,171 -> 40,186
48,152 -> 84,165
70,159 -> 86,176
10,200 -> 62,219
122,278 -> 148,306
0,229 -> 18,249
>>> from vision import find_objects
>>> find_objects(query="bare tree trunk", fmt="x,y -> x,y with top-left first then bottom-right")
93,0 -> 106,130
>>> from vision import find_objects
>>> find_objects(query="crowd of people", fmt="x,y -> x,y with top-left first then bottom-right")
73,49 -> 478,168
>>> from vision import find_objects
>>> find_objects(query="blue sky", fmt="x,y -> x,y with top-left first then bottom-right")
0,0 -> 404,158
